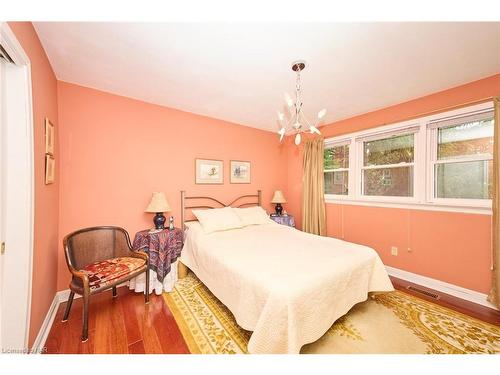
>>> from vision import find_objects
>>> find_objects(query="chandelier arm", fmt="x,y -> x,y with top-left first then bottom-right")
299,111 -> 311,127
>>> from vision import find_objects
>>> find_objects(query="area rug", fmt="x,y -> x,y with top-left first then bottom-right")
163,273 -> 500,354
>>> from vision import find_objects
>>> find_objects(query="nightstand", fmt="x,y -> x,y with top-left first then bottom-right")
270,214 -> 295,228
129,227 -> 183,295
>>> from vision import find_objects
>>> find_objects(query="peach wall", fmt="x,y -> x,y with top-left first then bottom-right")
8,22 -> 60,346
56,81 -> 288,291
286,73 -> 500,294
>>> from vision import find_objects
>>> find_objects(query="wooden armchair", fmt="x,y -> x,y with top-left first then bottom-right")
62,226 -> 150,342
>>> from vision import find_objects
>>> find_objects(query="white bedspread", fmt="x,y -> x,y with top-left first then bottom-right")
180,222 -> 394,354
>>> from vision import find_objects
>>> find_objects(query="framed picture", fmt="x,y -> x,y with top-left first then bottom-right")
45,155 -> 55,184
45,118 -> 55,155
195,158 -> 224,184
230,160 -> 251,184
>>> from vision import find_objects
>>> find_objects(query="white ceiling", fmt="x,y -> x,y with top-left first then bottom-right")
33,22 -> 500,133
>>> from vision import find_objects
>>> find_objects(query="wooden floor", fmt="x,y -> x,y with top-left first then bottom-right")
45,286 -> 189,354
45,277 -> 499,354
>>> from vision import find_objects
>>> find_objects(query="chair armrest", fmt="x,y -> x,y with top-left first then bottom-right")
67,265 -> 90,288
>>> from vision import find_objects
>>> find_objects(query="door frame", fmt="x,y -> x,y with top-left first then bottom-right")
0,22 -> 35,350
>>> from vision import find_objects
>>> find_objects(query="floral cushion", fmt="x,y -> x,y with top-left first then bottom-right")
82,256 -> 146,290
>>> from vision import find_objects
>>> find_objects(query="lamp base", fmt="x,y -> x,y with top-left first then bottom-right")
153,212 -> 166,229
275,203 -> 283,216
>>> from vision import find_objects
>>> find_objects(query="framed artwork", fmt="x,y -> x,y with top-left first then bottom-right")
230,160 -> 251,184
45,118 -> 55,155
195,158 -> 224,184
45,155 -> 55,184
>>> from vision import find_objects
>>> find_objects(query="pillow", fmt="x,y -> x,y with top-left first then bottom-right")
232,206 -> 272,227
192,207 -> 243,234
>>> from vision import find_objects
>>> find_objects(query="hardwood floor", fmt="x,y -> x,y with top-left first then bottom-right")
45,278 -> 499,354
45,286 -> 189,354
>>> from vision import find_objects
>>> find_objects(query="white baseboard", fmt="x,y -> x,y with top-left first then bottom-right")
30,293 -> 60,354
57,288 -> 80,303
386,265 -> 498,310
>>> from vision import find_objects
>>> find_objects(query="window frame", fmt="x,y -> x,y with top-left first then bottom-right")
323,139 -> 351,200
357,130 -> 419,203
323,101 -> 493,214
426,110 -> 493,209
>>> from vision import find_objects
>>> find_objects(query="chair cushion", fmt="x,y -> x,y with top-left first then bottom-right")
82,256 -> 146,291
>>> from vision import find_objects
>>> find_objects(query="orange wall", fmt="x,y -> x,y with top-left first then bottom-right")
8,22 -> 60,346
56,81 -> 288,291
286,74 -> 500,294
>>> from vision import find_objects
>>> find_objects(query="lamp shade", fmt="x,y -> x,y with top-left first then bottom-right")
271,190 -> 287,204
145,192 -> 171,213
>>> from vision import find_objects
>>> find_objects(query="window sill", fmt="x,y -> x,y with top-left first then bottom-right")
324,196 -> 492,215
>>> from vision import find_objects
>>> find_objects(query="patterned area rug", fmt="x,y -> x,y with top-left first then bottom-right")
163,273 -> 500,354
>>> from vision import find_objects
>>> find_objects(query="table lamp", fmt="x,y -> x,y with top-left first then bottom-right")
271,190 -> 286,216
145,192 -> 171,229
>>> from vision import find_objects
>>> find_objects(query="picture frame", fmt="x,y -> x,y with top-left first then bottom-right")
195,158 -> 224,184
230,160 -> 251,184
45,118 -> 55,155
45,155 -> 55,184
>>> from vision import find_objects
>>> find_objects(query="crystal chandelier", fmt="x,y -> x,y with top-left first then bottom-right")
277,60 -> 327,145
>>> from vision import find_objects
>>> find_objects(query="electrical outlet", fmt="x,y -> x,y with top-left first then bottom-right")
391,246 -> 398,256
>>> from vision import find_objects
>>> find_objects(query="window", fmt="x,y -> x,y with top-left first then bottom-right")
361,133 -> 415,197
322,101 -> 494,213
431,111 -> 494,200
324,142 -> 349,195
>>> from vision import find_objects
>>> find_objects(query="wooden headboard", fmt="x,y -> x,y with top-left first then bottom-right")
180,190 -> 262,229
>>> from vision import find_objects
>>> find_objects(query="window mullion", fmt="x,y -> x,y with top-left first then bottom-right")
324,168 -> 349,173
434,154 -> 493,165
361,162 -> 414,171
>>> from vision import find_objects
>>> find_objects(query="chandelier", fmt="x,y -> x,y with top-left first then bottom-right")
277,60 -> 327,145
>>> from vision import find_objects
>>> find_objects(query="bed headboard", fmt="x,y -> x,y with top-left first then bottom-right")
180,190 -> 262,229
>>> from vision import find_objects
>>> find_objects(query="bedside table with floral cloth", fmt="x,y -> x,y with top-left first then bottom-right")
129,227 -> 183,295
270,214 -> 295,228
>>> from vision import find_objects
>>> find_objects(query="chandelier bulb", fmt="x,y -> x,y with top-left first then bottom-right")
284,92 -> 294,108
294,133 -> 301,146
278,127 -> 286,142
318,108 -> 327,120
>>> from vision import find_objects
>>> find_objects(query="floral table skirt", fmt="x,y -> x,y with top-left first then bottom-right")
129,259 -> 179,295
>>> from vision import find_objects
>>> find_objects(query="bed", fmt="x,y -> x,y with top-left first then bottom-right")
178,190 -> 394,354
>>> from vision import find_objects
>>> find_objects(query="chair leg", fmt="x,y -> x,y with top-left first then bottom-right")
145,267 -> 150,304
81,290 -> 89,342
112,286 -> 117,298
62,291 -> 75,322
